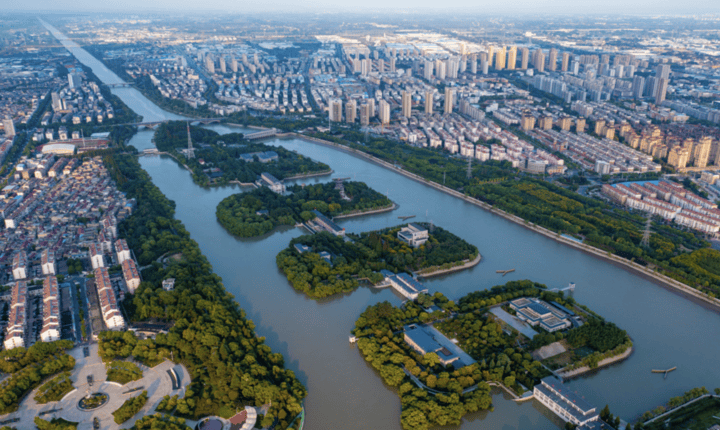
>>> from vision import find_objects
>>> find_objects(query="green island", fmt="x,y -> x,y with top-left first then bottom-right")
276,223 -> 478,298
112,390 -> 148,424
0,340 -> 76,414
216,181 -> 393,238
102,153 -> 306,428
352,280 -> 630,430
105,361 -> 144,385
632,387 -> 720,430
306,130 -> 720,299
153,121 -> 330,186
33,371 -> 74,404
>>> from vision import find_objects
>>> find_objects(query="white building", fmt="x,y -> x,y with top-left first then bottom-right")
95,268 -> 125,331
40,276 -> 61,342
41,249 -> 56,276
89,243 -> 104,269
115,239 -> 131,264
162,278 -> 175,291
12,251 -> 27,280
397,223 -> 430,248
534,377 -> 599,427
122,259 -> 141,294
4,281 -> 27,350
257,172 -> 285,194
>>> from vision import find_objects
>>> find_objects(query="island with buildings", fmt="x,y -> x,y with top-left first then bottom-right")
276,222 -> 478,298
352,279 -> 631,430
216,179 -> 394,238
152,121 -> 331,186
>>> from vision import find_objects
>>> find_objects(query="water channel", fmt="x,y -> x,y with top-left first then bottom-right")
41,19 -> 720,430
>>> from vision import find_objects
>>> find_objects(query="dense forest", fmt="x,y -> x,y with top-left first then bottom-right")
153,122 -> 330,186
216,182 -> 392,238
101,153 -> 306,428
308,129 -> 720,299
276,224 -> 477,298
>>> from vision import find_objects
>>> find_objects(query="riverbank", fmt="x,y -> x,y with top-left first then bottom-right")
283,169 -> 334,180
557,345 -> 634,380
416,253 -> 483,278
333,202 -> 397,219
292,133 -> 720,312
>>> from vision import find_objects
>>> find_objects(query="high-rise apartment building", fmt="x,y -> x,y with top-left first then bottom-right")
520,48 -> 529,70
656,64 -> 671,80
632,76 -> 645,100
694,136 -> 712,168
329,99 -> 343,122
436,60 -> 446,80
402,91 -> 412,118
444,87 -> 454,114
425,91 -> 433,114
379,100 -> 390,125
360,104 -> 370,126
507,46 -> 517,70
480,53 -> 489,74
655,78 -> 669,105
346,100 -> 357,123
548,49 -> 558,71
424,60 -> 434,80
561,53 -> 571,72
536,50 -> 545,73
495,46 -> 506,70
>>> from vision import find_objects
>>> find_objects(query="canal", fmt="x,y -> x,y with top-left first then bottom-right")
42,18 -> 720,430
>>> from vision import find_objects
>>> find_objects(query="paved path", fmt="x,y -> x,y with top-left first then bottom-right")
2,343 -> 190,430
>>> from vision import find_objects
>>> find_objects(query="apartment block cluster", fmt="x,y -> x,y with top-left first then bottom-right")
122,55 -> 208,110
202,46 -> 314,114
36,72 -> 116,142
0,53 -> 67,135
4,251 -> 63,350
532,128 -> 660,174
602,180 -> 720,234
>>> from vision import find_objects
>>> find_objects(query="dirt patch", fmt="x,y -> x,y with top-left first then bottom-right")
532,341 -> 566,360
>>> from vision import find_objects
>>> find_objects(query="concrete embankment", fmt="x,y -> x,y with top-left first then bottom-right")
416,253 -> 483,278
557,345 -> 634,380
333,202 -> 397,220
291,133 -> 720,312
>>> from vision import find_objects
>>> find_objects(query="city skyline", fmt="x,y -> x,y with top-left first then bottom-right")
7,0 -> 720,15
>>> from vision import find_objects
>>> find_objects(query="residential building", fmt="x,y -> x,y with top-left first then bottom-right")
122,258 -> 141,294
4,281 -> 27,350
12,251 -> 27,280
95,268 -> 125,331
89,243 -> 104,269
40,276 -> 60,342
41,249 -> 56,275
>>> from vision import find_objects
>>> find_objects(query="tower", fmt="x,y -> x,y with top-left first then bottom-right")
186,122 -> 195,159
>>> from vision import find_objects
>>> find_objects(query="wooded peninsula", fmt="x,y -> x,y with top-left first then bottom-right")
352,280 -> 630,430
153,121 -> 330,186
276,223 -> 478,298
216,181 -> 393,238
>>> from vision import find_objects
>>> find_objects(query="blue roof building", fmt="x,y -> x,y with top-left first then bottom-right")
403,324 -> 461,367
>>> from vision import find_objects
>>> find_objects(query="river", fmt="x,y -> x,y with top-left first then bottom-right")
41,19 -> 720,430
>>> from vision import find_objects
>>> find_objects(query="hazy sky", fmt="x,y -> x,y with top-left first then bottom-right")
8,0 -> 720,15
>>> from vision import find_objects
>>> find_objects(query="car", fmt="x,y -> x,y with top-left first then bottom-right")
87,375 -> 93,386
83,347 -> 90,357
